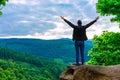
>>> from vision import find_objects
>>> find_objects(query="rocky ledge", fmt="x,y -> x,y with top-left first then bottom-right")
60,64 -> 120,80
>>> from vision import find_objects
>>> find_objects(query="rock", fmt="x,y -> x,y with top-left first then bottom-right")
60,64 -> 120,80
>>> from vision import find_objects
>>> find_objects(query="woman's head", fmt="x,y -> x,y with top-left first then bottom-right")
77,20 -> 82,26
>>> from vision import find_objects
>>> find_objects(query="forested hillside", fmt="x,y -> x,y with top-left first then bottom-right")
0,38 -> 93,63
0,47 -> 66,80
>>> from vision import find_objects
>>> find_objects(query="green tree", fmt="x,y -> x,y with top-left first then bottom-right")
87,31 -> 120,65
0,0 -> 8,15
96,0 -> 120,26
0,47 -> 66,80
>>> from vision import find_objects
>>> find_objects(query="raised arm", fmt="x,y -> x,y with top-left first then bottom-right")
60,16 -> 76,28
85,16 -> 99,28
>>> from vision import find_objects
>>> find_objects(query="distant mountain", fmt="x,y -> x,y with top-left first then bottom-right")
0,38 -> 93,64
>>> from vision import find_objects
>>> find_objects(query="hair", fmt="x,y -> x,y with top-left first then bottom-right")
77,20 -> 82,26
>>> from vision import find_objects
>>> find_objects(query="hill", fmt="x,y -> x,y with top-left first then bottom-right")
0,47 -> 66,80
0,38 -> 93,63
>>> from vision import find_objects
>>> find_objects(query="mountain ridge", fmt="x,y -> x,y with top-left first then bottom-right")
0,38 -> 93,63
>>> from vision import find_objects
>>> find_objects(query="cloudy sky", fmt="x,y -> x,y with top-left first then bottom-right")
0,0 -> 119,39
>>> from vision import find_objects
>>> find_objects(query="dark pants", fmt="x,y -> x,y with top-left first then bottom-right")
75,40 -> 84,65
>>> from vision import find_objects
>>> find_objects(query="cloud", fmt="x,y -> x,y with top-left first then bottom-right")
87,0 -> 98,5
86,24 -> 105,39
50,0 -> 70,4
9,0 -> 27,4
28,21 -> 72,39
9,0 -> 41,5
0,0 -> 119,39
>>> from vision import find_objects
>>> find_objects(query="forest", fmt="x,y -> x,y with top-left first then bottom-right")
0,47 -> 66,80
0,38 -> 92,63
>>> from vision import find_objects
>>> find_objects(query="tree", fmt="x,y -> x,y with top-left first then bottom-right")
87,31 -> 120,65
96,0 -> 120,26
0,0 -> 8,15
87,0 -> 120,66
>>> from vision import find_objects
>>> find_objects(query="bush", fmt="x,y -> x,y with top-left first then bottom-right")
87,31 -> 120,66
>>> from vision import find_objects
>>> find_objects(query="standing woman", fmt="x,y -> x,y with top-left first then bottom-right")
61,16 -> 99,65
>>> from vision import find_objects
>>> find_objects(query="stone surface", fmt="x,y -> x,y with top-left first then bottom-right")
60,64 -> 120,80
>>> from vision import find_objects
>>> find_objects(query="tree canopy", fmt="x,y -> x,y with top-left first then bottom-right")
0,0 -> 8,15
0,47 -> 66,80
96,0 -> 120,25
87,31 -> 120,65
87,0 -> 120,66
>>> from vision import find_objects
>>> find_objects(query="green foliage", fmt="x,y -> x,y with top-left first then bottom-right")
54,58 -> 64,63
0,59 -> 50,80
0,11 -> 2,15
87,31 -> 120,66
0,0 -> 8,6
0,47 -> 66,80
96,0 -> 120,25
0,38 -> 92,63
0,0 -> 8,15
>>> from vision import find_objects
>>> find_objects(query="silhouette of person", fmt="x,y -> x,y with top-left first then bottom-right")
61,16 -> 99,65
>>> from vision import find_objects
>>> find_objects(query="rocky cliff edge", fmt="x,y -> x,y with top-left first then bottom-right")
60,64 -> 120,80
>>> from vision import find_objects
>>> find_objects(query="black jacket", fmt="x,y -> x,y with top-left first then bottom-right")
63,19 -> 97,41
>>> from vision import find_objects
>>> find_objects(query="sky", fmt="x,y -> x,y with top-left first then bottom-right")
0,0 -> 120,39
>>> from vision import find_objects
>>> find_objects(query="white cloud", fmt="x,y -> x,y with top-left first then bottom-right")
1,0 -> 119,40
87,0 -> 98,5
108,26 -> 120,32
36,21 -> 72,39
87,0 -> 98,10
50,0 -> 71,4
9,0 -> 27,4
87,24 -> 105,39
17,20 -> 30,24
9,0 -> 40,5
